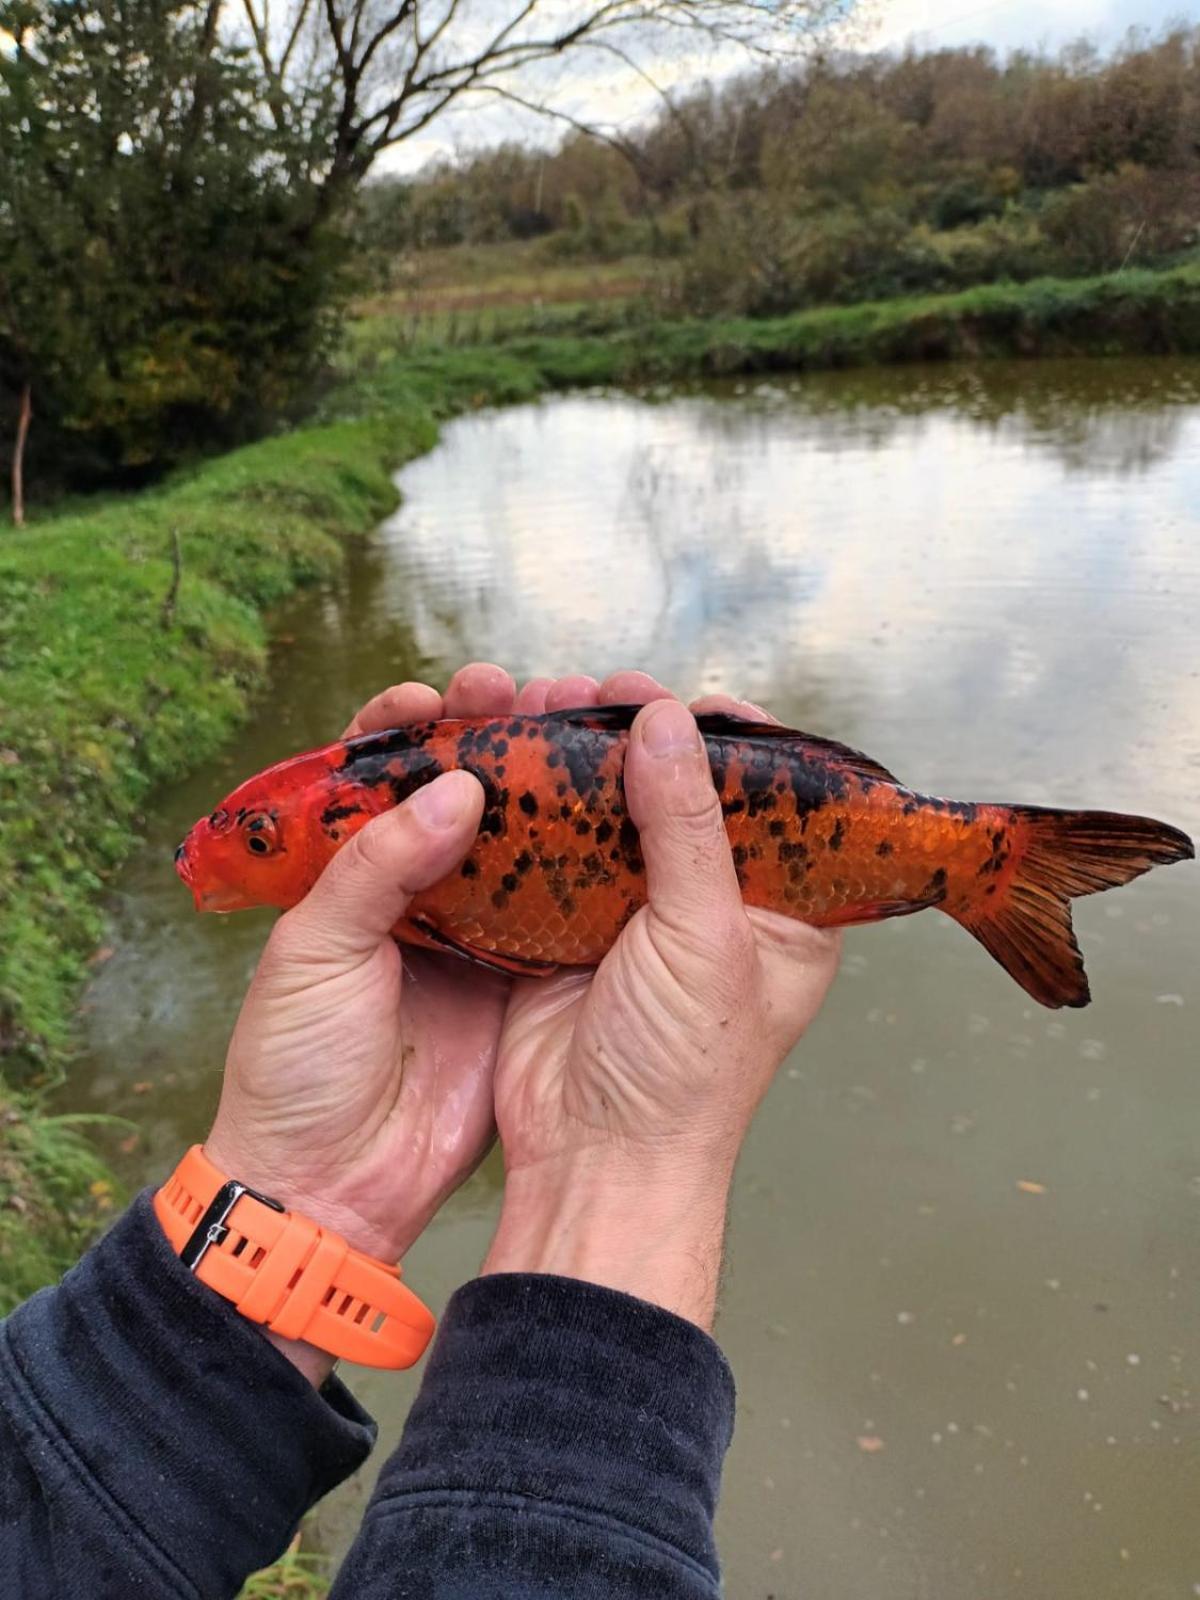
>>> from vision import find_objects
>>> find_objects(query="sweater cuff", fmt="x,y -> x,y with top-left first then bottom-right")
374,1272 -> 736,1577
0,1190 -> 375,1594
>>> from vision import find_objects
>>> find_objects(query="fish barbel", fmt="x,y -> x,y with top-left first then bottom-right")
175,706 -> 1193,1009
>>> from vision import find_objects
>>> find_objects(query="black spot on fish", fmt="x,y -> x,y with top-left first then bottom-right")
902,799 -> 920,816
768,819 -> 786,838
747,787 -> 777,819
876,840 -> 893,857
725,798 -> 746,816
514,851 -> 534,876
709,755 -> 727,795
320,802 -> 363,828
518,791 -> 539,818
788,754 -> 837,816
492,739 -> 509,758
507,720 -> 524,739
501,873 -> 519,894
732,843 -> 749,868
556,722 -> 607,802
547,751 -> 561,769
594,818 -> 614,846
575,818 -> 592,836
829,818 -> 846,852
461,858 -> 479,879
491,889 -> 508,909
618,815 -> 643,873
556,782 -> 568,798
922,866 -> 948,903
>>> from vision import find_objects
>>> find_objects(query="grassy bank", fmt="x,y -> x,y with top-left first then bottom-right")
4,259 -> 1199,1294
347,260 -> 1200,374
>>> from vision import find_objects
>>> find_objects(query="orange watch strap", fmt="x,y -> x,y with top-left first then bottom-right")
153,1145 -> 435,1369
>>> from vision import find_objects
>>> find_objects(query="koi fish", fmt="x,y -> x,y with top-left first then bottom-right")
175,707 -> 1193,1009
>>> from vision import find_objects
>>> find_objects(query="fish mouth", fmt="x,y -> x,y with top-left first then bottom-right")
174,836 -> 238,912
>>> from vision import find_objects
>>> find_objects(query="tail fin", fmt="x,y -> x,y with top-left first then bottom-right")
954,808 -> 1193,1009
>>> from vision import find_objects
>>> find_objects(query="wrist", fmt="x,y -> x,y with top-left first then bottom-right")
185,1134 -> 418,1387
481,1145 -> 736,1331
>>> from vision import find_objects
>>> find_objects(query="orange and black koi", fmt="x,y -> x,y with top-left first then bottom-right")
176,707 -> 1193,1008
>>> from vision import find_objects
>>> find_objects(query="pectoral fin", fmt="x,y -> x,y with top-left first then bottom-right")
399,913 -> 559,978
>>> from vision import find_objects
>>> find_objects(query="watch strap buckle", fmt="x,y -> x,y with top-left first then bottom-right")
179,1178 -> 285,1272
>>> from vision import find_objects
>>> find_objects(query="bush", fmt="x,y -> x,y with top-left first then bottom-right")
1042,165 -> 1200,275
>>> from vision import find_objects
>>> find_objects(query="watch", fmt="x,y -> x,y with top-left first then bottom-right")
153,1145 -> 435,1369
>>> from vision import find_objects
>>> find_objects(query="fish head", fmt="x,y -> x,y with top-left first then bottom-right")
175,753 -> 329,914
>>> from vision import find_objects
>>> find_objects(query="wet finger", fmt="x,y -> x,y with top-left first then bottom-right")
544,675 -> 601,712
624,700 -> 745,940
598,670 -> 674,706
342,681 -> 443,739
443,662 -> 517,719
281,771 -> 484,961
513,678 -> 553,714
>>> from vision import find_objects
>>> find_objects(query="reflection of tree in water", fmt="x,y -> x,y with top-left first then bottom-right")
679,360 -> 1200,476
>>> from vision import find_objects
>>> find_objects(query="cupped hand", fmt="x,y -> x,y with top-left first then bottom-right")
484,682 -> 842,1328
205,664 -> 532,1275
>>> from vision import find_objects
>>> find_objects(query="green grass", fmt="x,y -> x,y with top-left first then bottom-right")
3,255 -> 1199,1325
238,1534 -> 331,1599
0,1088 -> 125,1314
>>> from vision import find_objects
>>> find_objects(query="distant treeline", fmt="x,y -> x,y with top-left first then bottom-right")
356,28 -> 1200,315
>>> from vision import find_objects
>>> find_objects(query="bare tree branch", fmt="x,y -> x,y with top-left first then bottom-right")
234,0 -> 854,210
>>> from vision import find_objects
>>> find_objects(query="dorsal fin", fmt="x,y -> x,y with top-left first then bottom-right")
542,705 -> 899,785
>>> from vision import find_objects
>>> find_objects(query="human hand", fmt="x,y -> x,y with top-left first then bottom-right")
203,663 -> 532,1378
201,663 -> 671,1379
483,682 -> 842,1329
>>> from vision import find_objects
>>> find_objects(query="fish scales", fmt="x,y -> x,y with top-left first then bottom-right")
176,705 -> 1193,1009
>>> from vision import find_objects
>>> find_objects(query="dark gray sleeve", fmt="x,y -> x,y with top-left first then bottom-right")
0,1190 -> 376,1598
332,1273 -> 736,1600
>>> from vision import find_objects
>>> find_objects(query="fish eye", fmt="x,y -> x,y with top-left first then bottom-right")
242,812 -> 280,857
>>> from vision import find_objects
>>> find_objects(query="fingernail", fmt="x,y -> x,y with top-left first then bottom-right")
412,772 -> 469,829
641,700 -> 701,758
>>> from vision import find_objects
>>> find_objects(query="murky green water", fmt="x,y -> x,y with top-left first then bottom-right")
72,360 -> 1199,1598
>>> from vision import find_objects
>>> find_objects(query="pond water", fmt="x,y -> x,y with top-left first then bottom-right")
71,360 -> 1199,1598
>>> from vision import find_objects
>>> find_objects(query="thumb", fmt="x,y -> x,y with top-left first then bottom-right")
623,699 -> 744,939
286,770 -> 484,960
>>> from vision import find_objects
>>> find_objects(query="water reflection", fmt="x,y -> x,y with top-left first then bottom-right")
71,360 -> 1199,1600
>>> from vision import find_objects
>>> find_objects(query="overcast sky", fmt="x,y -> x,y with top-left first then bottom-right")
384,0 -> 1193,173
875,0 -> 1187,53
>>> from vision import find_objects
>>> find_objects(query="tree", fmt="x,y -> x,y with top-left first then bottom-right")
235,0 -> 857,217
0,0 -> 337,512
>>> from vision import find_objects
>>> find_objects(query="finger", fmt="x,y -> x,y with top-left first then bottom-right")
443,662 -> 517,719
544,674 -> 600,711
342,681 -> 443,740
513,677 -> 553,713
599,670 -> 674,706
284,771 -> 484,961
688,693 -> 780,725
623,700 -> 745,939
